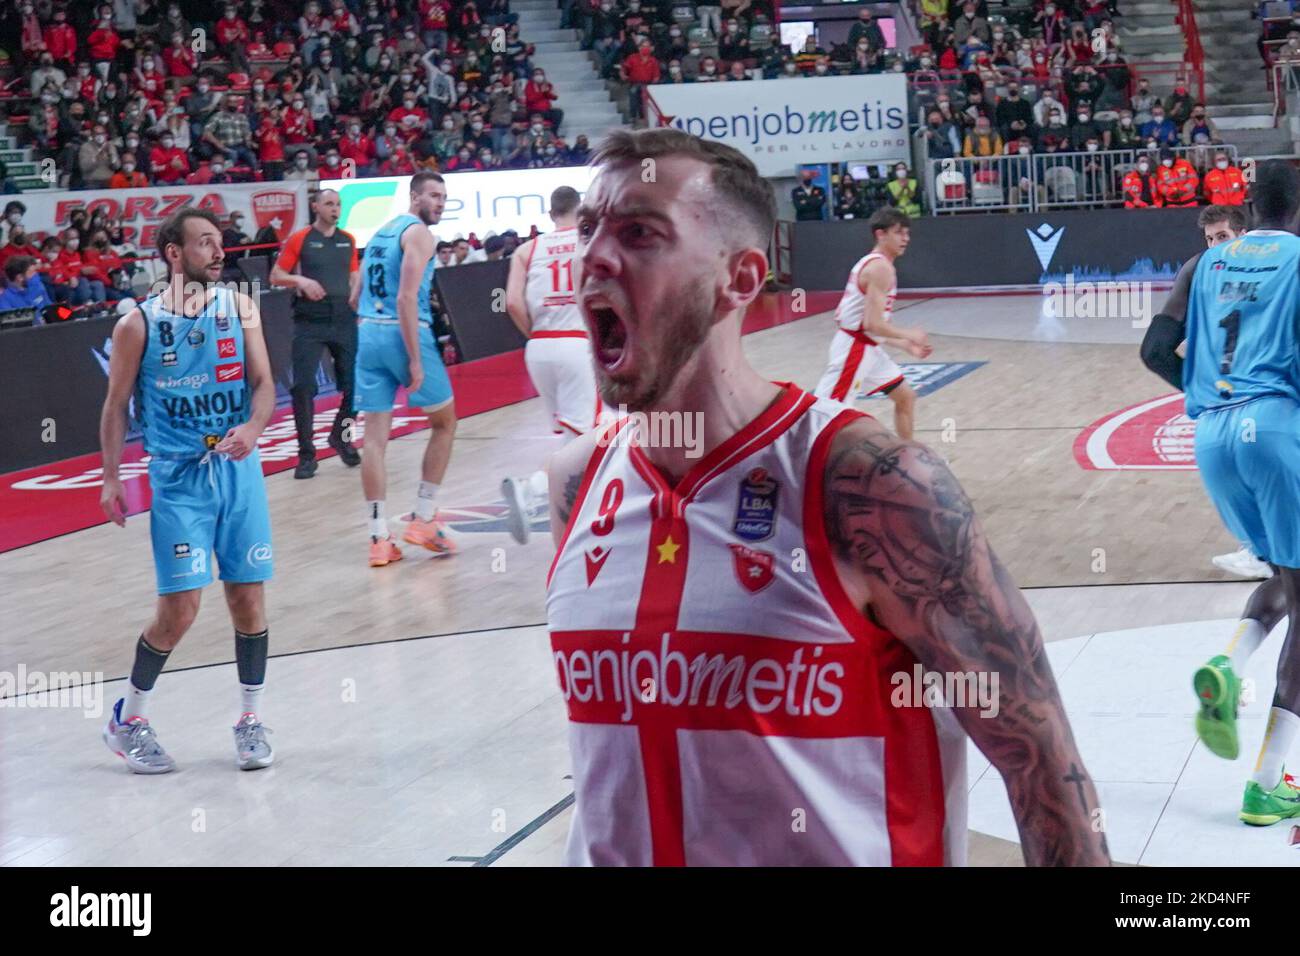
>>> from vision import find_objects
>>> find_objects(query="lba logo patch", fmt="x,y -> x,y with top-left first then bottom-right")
734,467 -> 778,541
1074,393 -> 1196,470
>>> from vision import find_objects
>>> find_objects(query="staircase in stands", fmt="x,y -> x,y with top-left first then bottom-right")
512,0 -> 627,147
0,122 -> 54,191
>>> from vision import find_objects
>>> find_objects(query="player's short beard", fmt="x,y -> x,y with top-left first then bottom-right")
597,274 -> 714,412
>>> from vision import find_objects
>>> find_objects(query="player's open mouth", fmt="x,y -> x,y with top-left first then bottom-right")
590,305 -> 629,371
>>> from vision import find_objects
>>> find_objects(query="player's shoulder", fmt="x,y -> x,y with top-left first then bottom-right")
823,417 -> 959,513
548,424 -> 610,527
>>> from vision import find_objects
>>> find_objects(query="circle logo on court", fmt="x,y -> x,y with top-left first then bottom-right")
1074,394 -> 1197,470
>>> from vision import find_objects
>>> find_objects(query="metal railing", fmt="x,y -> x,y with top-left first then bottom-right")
1272,61 -> 1300,127
927,144 -> 1238,214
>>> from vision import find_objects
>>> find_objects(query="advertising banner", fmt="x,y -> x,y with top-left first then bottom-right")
322,165 -> 599,248
646,74 -> 910,177
20,181 -> 308,250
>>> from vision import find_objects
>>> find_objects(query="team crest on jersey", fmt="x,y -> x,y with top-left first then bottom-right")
187,329 -> 205,347
733,467 -> 779,542
161,350 -> 178,367
729,543 -> 774,594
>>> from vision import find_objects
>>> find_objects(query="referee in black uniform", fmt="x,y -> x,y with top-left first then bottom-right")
271,189 -> 363,479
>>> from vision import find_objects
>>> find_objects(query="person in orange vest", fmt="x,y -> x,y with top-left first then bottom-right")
1203,150 -> 1247,206
1155,146 -> 1199,207
1123,154 -> 1163,208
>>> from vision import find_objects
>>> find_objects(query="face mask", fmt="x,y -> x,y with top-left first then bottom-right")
7,212 -> 21,225
689,47 -> 699,56
1018,146 -> 1030,155
400,74 -> 412,83
1077,114 -> 1088,123
254,83 -> 265,93
894,169 -> 906,179
1120,117 -> 1132,126
994,32 -> 1003,41
295,157 -> 308,168
198,85 -> 209,93
380,59 -> 392,68
212,164 -> 225,174
44,249 -> 57,260
385,127 -> 396,136
545,147 -> 555,156
322,56 -> 332,65
1045,4 -> 1054,12
67,239 -> 79,250
670,29 -> 680,37
95,134 -> 106,144
126,138 -> 139,148
162,138 -> 174,147
531,124 -> 543,134
1162,158 -> 1173,167
41,93 -> 57,104
327,155 -> 339,165
442,120 -> 454,130
815,66 -> 827,74
1216,159 -> 1229,170
533,75 -> 544,82
459,152 -> 470,160
124,161 -> 138,173
471,122 -> 483,131
1086,143 -> 1098,152
1152,114 -> 1164,122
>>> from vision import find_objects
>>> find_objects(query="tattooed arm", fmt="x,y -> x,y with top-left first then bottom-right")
548,428 -> 602,547
823,416 -> 1110,866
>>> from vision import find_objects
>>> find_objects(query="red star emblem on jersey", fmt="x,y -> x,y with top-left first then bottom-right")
585,545 -> 612,586
729,544 -> 774,594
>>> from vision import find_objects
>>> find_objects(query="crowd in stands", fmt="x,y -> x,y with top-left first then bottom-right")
1258,1 -> 1300,67
0,0 -> 597,194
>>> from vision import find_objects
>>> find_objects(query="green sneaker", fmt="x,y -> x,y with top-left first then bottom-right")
1193,654 -> 1240,759
1240,771 -> 1300,826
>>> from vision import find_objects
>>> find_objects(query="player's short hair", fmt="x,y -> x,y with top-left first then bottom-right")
155,206 -> 221,261
4,254 -> 34,282
868,206 -> 910,239
590,128 -> 776,248
410,170 -> 445,194
1249,160 -> 1300,227
550,185 -> 581,217
1198,204 -> 1247,233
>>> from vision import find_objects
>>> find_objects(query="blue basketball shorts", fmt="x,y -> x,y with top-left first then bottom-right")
148,450 -> 274,595
354,319 -> 453,413
1194,394 -> 1300,568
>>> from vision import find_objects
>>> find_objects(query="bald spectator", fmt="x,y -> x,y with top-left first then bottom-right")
109,154 -> 150,188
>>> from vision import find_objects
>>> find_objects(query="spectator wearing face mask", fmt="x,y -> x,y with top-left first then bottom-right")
995,82 -> 1035,144
1155,147 -> 1198,207
1140,105 -> 1179,148
1203,151 -> 1246,206
621,41 -> 662,122
388,92 -> 430,142
54,230 -> 106,303
185,77 -> 220,142
525,69 -> 562,132
1123,154 -> 1162,208
1164,82 -> 1195,129
39,236 -> 78,304
922,109 -> 961,159
718,20 -> 751,66
1130,78 -> 1157,126
1111,108 -> 1142,150
0,225 -> 39,272
0,256 -> 52,315
282,93 -> 318,148
954,2 -> 991,45
445,144 -> 483,172
78,124 -> 120,189
1182,103 -> 1220,146
792,170 -> 828,221
285,150 -> 321,183
82,229 -> 125,301
109,152 -> 149,188
886,163 -> 922,218
1070,107 -> 1109,151
221,213 -> 253,251
318,148 -> 346,179
30,53 -> 68,97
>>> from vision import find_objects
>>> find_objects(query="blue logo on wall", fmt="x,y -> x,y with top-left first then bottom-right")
862,361 -> 986,399
1026,223 -> 1065,271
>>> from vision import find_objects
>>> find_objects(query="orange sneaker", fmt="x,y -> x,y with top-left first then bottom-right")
403,516 -> 457,555
369,536 -> 404,567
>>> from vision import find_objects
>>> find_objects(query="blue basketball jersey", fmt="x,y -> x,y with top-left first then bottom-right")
357,213 -> 436,325
135,286 -> 250,457
1184,230 -> 1300,419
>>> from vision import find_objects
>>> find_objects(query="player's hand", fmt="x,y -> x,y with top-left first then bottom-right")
101,476 -> 128,527
300,278 -> 327,300
215,424 -> 258,460
408,359 -> 424,395
905,329 -> 933,358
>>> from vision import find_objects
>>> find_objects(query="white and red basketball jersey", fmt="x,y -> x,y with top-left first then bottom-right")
524,227 -> 584,334
546,385 -> 968,866
835,251 -> 896,337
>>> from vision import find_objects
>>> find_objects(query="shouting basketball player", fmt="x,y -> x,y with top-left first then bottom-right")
813,207 -> 932,440
99,207 -> 275,773
500,186 -> 603,545
354,171 -> 457,567
545,129 -> 1109,866
1149,163 -> 1300,826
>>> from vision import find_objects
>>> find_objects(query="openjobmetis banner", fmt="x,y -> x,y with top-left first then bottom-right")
646,74 -> 910,177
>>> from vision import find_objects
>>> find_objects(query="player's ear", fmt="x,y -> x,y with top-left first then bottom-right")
718,246 -> 766,315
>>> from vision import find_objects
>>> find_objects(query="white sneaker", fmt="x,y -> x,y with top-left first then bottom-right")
501,477 -> 531,545
1212,547 -> 1273,580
